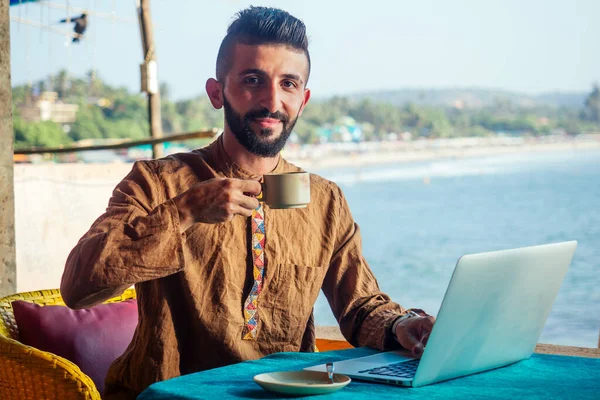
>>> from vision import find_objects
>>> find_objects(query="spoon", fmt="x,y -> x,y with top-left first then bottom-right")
326,362 -> 334,384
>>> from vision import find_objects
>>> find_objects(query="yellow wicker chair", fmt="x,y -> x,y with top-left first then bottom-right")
0,288 -> 136,400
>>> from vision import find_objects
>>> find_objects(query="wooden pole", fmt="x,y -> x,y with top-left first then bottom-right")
0,0 -> 17,296
14,129 -> 218,155
138,0 -> 163,159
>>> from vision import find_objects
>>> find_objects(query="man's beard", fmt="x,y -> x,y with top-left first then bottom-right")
222,95 -> 299,157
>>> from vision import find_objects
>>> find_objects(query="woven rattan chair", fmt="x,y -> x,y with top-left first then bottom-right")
0,288 -> 136,400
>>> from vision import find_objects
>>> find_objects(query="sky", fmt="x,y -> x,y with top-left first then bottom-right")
8,0 -> 600,101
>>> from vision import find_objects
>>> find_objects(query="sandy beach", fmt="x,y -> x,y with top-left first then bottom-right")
315,325 -> 600,357
285,135 -> 600,170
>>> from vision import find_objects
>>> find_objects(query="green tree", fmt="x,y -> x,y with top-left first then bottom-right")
160,82 -> 171,102
582,84 -> 600,124
54,69 -> 69,99
13,117 -> 72,149
12,70 -> 600,149
107,119 -> 147,140
161,101 -> 182,134
70,105 -> 107,140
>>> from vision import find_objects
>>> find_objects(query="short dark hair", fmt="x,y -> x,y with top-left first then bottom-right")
216,7 -> 311,84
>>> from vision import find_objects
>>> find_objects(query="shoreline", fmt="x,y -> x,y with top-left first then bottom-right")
13,136 -> 600,176
285,137 -> 600,170
315,326 -> 600,357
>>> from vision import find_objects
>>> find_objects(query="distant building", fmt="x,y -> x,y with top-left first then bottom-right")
317,116 -> 363,143
18,91 -> 79,124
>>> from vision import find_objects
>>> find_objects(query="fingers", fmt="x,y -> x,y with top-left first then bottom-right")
231,179 -> 260,214
413,343 -> 424,357
177,178 -> 263,226
227,202 -> 254,219
420,316 -> 435,333
234,191 -> 260,212
397,316 -> 435,358
419,316 -> 435,346
221,179 -> 260,219
237,179 -> 262,196
402,328 -> 425,357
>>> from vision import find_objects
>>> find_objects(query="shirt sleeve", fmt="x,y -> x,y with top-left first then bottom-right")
321,185 -> 407,351
60,161 -> 185,309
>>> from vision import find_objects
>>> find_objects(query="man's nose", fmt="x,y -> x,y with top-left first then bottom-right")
259,83 -> 281,114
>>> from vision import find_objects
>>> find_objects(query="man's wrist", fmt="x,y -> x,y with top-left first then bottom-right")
390,309 -> 429,342
173,195 -> 193,233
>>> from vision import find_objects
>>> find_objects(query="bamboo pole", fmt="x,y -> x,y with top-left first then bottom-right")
14,129 -> 218,155
0,0 -> 17,296
137,0 -> 163,159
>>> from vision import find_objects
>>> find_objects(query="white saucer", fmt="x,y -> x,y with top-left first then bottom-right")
253,370 -> 351,396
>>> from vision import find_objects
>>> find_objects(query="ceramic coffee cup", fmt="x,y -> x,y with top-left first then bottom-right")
262,172 -> 310,209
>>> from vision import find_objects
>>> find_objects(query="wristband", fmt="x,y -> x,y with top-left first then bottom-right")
390,309 -> 427,342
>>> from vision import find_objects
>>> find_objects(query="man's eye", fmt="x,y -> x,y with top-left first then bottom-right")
244,77 -> 260,85
282,80 -> 297,89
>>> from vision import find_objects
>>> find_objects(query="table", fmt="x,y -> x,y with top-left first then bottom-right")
137,348 -> 600,399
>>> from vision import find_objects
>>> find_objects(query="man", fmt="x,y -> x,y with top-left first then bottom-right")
59,13 -> 87,43
61,7 -> 434,399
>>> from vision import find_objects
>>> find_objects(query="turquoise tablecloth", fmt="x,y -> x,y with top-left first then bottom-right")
137,348 -> 600,399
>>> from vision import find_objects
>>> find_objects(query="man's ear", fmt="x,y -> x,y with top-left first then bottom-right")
298,88 -> 311,117
206,78 -> 224,109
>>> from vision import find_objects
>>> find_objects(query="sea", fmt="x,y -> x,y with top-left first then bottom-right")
308,149 -> 600,348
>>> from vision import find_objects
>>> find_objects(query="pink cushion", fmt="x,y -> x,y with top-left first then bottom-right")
12,299 -> 138,393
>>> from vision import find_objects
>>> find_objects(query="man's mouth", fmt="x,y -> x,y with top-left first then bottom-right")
252,118 -> 282,128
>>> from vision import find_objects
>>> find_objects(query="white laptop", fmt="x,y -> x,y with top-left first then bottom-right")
306,241 -> 578,387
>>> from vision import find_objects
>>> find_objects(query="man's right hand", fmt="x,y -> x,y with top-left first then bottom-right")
173,178 -> 262,232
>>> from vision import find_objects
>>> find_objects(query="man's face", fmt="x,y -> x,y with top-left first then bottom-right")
218,43 -> 311,157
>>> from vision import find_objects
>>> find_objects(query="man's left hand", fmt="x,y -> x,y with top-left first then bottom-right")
394,314 -> 436,357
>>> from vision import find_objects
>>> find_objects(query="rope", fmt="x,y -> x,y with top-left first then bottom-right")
144,43 -> 155,63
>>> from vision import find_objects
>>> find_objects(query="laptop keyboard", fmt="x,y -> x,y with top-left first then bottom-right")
358,358 -> 420,379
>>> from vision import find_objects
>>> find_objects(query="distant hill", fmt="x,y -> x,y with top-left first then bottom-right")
345,88 -> 587,109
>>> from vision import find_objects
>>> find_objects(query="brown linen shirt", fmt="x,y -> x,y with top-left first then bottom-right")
61,135 -> 407,399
